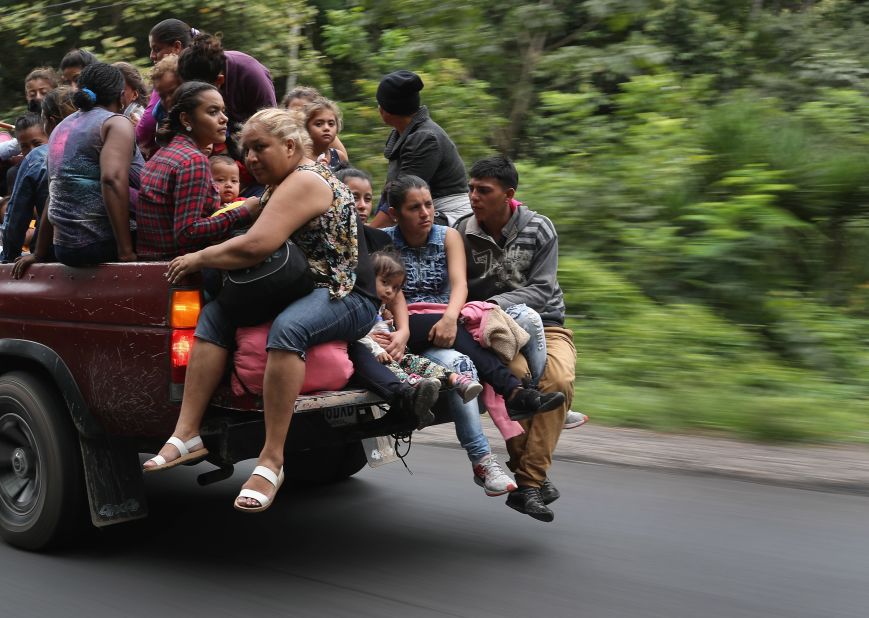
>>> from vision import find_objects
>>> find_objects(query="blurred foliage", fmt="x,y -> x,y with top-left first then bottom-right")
3,0 -> 869,441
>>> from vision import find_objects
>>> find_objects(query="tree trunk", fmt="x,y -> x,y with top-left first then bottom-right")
497,0 -> 552,157
285,19 -> 301,98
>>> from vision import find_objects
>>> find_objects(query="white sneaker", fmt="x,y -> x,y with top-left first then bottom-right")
472,454 -> 518,496
564,410 -> 588,430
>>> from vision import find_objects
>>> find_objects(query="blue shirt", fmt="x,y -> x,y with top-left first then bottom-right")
2,144 -> 48,262
385,224 -> 450,304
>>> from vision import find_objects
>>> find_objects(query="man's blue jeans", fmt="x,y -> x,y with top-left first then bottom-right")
505,304 -> 547,387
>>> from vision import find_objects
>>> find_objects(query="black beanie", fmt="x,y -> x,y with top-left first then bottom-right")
376,70 -> 424,116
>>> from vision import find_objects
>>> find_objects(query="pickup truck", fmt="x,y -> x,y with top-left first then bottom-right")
0,261 -> 424,551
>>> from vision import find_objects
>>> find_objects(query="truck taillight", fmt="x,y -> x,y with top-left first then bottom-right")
170,290 -> 201,328
169,290 -> 201,400
171,329 -> 195,383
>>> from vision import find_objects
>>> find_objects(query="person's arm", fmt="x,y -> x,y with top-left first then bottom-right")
100,116 -> 136,261
429,227 -> 468,347
332,135 -> 348,162
377,290 -> 409,361
368,208 -> 393,228
358,334 -> 389,361
166,167 -> 330,282
172,155 -> 253,250
487,218 -> 560,311
2,155 -> 40,262
135,91 -> 160,154
399,131 -> 440,183
11,205 -> 53,279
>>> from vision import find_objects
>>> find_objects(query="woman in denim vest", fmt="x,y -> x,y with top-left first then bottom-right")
382,176 -> 564,419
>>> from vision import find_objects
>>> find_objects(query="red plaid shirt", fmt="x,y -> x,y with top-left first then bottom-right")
136,133 -> 250,259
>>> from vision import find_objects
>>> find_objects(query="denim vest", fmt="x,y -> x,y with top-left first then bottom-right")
386,224 -> 450,304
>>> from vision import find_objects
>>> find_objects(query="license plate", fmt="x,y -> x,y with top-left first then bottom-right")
362,435 -> 400,467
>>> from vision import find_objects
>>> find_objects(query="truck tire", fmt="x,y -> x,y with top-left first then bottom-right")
0,371 -> 86,551
283,441 -> 367,485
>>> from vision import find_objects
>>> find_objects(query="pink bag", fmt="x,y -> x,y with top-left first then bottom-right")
231,322 -> 354,396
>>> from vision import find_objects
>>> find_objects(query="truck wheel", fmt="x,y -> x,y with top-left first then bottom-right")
283,441 -> 367,485
0,371 -> 85,551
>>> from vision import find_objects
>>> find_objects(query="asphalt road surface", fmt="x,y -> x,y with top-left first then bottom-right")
1,444 -> 867,618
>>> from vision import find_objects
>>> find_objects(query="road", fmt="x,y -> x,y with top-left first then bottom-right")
1,444 -> 867,618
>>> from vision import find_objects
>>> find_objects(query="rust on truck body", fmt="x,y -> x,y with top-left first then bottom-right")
0,262 -> 181,437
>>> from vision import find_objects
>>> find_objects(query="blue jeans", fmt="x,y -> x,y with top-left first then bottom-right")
505,304 -> 547,387
422,347 -> 491,463
195,287 -> 378,359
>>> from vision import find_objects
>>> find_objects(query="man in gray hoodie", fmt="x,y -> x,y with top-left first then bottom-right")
455,155 -> 577,522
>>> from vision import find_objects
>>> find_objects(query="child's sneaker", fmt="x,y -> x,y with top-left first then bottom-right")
453,373 -> 483,403
472,453 -> 518,496
398,378 -> 440,429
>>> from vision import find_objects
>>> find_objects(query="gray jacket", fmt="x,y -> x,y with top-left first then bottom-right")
456,206 -> 566,326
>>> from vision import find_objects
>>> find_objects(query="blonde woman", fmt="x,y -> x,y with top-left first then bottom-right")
145,108 -> 380,513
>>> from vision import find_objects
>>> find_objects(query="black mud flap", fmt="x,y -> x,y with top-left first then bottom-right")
79,435 -> 149,527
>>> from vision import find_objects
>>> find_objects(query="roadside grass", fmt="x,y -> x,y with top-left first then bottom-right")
573,378 -> 869,444
560,256 -> 869,444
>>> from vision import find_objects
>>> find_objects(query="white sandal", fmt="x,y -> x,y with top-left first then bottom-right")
234,465 -> 285,513
143,436 -> 208,472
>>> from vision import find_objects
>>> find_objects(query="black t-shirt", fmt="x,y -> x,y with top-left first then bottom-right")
352,219 -> 381,305
364,225 -> 392,253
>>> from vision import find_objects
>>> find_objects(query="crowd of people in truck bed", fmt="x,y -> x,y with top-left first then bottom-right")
0,18 -> 585,521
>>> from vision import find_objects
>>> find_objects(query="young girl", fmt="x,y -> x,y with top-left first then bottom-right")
304,96 -> 348,171
283,86 -> 349,163
361,252 -> 483,407
335,167 -> 373,222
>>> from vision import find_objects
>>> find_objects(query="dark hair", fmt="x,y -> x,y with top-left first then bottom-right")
177,33 -> 225,84
149,18 -> 194,48
72,63 -> 125,111
386,175 -> 429,210
41,86 -> 76,130
24,67 -> 58,88
281,85 -> 320,108
155,80 -> 219,145
371,251 -> 406,283
14,112 -> 43,134
335,167 -> 372,186
112,62 -> 148,107
469,155 -> 519,190
59,48 -> 97,71
209,154 -> 236,168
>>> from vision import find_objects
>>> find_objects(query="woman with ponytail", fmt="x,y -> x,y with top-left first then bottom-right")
43,62 -> 143,266
136,81 -> 261,260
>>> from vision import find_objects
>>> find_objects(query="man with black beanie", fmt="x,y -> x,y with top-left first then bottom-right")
367,70 -> 472,228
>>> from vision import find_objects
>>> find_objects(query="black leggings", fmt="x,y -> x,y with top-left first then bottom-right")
348,342 -> 402,400
407,313 -> 521,397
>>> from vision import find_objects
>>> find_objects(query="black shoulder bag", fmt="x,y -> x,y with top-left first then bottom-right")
216,189 -> 315,326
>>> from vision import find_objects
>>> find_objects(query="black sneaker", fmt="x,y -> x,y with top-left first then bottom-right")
506,388 -> 565,421
540,479 -> 560,505
398,378 -> 440,429
505,486 -> 554,522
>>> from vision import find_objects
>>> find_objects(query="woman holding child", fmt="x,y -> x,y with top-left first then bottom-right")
136,81 -> 258,260
145,108 -> 380,513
